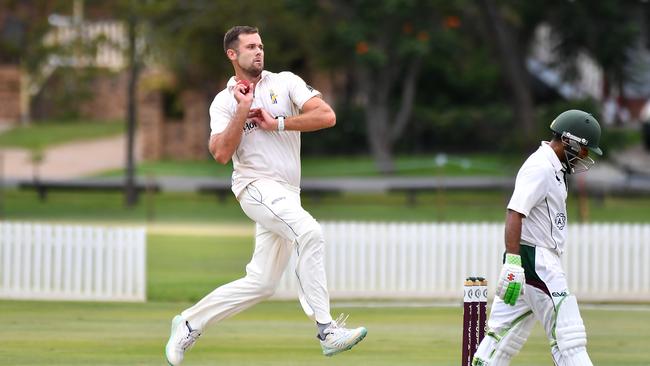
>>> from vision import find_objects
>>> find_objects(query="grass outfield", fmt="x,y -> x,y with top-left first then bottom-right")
2,232 -> 650,365
95,153 -> 522,178
4,189 -> 650,224
0,119 -> 124,150
0,300 -> 648,365
2,194 -> 650,364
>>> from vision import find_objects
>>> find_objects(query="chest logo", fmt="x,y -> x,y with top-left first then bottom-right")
269,89 -> 278,104
554,213 -> 566,230
243,120 -> 258,135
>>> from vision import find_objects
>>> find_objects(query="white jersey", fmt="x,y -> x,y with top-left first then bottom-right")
507,142 -> 569,254
209,70 -> 321,197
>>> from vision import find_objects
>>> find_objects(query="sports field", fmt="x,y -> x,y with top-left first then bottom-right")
3,190 -> 650,365
2,299 -> 649,365
1,232 -> 649,365
6,189 -> 650,224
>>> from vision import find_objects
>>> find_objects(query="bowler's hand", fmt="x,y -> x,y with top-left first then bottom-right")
496,253 -> 525,306
249,108 -> 278,131
234,81 -> 255,106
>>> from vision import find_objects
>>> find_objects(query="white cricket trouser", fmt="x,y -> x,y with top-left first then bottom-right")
473,245 -> 592,365
181,178 -> 333,330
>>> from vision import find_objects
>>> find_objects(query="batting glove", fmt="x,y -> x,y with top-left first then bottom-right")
496,253 -> 525,306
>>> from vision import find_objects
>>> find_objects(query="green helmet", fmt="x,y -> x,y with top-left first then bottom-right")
550,109 -> 603,155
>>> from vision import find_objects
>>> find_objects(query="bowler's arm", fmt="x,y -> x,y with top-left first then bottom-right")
209,104 -> 251,165
284,97 -> 336,132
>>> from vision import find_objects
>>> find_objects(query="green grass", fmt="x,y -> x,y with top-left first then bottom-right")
2,185 -> 649,364
148,234 -> 251,302
1,190 -> 250,224
1,299 -> 648,365
0,119 -> 125,150
96,153 -> 523,178
3,189 -> 650,224
298,154 -> 523,177
0,229 -> 648,365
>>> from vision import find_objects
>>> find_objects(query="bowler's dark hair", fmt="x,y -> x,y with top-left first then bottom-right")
223,26 -> 259,54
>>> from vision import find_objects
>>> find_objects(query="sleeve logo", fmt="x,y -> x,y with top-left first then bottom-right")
554,213 -> 566,230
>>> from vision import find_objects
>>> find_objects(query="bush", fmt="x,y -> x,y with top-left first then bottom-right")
406,104 -> 514,153
599,126 -> 642,156
302,104 -> 368,156
304,99 -> 611,156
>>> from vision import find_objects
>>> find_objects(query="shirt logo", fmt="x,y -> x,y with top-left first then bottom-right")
269,89 -> 278,104
243,120 -> 258,134
554,213 -> 566,230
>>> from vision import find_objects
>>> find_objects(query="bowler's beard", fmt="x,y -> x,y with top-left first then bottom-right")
241,62 -> 263,78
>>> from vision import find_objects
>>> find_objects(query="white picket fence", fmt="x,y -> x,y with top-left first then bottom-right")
275,222 -> 650,302
3,221 -> 649,302
0,222 -> 146,302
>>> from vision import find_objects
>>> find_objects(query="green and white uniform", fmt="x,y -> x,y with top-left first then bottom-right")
473,142 -> 593,366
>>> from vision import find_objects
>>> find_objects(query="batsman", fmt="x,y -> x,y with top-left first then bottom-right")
472,110 -> 602,366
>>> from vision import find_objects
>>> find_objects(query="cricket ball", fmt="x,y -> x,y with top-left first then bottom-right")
237,79 -> 251,93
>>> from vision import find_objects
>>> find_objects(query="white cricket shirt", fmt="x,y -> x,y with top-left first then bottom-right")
507,142 -> 569,254
209,70 -> 321,197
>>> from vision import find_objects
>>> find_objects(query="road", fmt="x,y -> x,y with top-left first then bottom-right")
0,134 -> 142,180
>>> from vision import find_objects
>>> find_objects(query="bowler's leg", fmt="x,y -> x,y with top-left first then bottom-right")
240,180 -> 332,323
240,179 -> 366,356
166,225 -> 292,365
181,224 -> 293,330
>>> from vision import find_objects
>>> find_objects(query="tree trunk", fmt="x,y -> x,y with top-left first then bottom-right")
365,103 -> 395,174
125,13 -> 139,207
19,68 -> 31,125
358,53 -> 423,175
391,55 -> 422,143
478,0 -> 536,149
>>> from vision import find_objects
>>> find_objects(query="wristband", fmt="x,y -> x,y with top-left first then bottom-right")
276,116 -> 285,132
505,253 -> 522,266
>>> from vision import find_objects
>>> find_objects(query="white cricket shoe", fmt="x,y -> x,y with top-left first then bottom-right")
320,314 -> 367,357
165,315 -> 201,366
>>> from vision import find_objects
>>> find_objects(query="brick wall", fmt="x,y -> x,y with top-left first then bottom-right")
138,89 -> 164,160
138,87 -> 209,161
0,65 -> 22,125
32,69 -> 128,121
79,71 -> 128,121
177,90 -> 209,159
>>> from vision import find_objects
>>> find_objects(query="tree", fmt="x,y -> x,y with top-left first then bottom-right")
475,0 -> 538,149
459,0 -> 558,151
89,0 -> 146,207
313,0 -> 460,174
124,4 -> 140,207
0,0 -> 70,124
543,0 -> 640,123
139,0 -> 318,94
